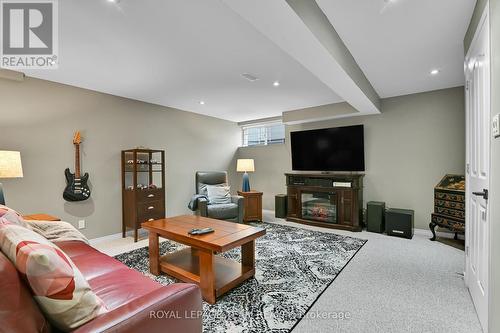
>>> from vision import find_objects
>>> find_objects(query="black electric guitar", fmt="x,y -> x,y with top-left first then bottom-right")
63,131 -> 91,202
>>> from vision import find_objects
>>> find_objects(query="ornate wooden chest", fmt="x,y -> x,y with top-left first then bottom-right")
430,174 -> 465,240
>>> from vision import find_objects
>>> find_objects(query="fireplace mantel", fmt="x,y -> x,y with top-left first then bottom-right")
285,173 -> 363,232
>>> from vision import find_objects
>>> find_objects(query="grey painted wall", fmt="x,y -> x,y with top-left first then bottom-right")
231,87 -> 465,230
0,77 -> 240,239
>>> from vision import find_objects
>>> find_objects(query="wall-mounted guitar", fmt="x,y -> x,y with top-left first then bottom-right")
63,131 -> 91,202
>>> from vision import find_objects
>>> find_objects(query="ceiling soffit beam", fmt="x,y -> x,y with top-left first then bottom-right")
288,0 -> 381,111
237,115 -> 283,127
282,102 -> 358,125
222,0 -> 381,120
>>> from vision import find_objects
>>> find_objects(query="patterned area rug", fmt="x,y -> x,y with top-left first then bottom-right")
114,222 -> 366,332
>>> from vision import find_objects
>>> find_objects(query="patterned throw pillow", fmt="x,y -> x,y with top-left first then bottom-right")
0,224 -> 106,331
0,204 -> 28,227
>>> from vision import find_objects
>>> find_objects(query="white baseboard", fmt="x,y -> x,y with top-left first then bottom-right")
88,211 -> 462,245
88,232 -> 122,246
263,209 -> 462,239
89,229 -> 150,246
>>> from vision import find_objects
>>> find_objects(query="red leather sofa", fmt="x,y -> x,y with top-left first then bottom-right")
0,240 -> 203,333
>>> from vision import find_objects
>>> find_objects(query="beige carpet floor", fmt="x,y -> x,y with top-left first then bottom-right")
93,211 -> 482,333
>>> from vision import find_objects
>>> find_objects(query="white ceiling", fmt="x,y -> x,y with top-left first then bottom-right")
25,0 -> 342,123
316,0 -> 476,98
24,0 -> 476,122
222,0 -> 382,119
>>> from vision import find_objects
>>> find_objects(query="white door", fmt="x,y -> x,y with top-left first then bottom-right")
465,5 -> 490,332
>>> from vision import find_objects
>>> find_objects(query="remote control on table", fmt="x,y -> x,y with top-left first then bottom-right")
188,227 -> 214,235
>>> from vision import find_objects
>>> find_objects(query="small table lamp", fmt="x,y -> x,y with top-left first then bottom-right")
0,151 -> 23,205
237,159 -> 255,192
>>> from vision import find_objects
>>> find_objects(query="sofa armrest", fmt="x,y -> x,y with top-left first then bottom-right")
73,284 -> 202,333
231,195 -> 245,223
197,198 -> 208,217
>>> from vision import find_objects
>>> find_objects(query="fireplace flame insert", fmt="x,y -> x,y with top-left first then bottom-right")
301,192 -> 338,223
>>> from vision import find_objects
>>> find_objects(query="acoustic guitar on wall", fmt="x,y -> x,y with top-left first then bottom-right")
63,131 -> 91,202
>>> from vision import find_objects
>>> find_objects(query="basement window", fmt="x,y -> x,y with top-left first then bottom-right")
242,122 -> 285,147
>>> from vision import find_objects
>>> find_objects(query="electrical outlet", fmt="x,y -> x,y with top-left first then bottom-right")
78,220 -> 86,229
493,114 -> 500,138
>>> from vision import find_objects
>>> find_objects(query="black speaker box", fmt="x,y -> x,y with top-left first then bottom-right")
366,201 -> 385,233
386,208 -> 414,239
275,194 -> 287,218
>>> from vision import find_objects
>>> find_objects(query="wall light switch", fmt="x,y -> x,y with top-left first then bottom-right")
78,220 -> 86,229
493,114 -> 500,138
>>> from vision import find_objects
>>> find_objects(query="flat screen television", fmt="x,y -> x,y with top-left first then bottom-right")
290,125 -> 365,171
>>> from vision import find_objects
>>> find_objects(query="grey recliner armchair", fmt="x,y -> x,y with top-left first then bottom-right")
195,171 -> 244,223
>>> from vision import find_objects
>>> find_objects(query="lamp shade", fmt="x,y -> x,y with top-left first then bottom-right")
0,151 -> 23,178
237,159 -> 255,173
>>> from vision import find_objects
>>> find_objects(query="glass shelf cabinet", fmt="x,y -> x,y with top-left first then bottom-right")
121,149 -> 165,242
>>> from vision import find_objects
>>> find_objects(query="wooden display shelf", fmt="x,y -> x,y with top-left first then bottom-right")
122,148 -> 166,242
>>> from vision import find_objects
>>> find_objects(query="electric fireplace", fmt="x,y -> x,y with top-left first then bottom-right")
285,173 -> 363,232
301,191 -> 338,223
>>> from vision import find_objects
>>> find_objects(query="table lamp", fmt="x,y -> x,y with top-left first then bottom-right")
0,151 -> 23,205
237,159 -> 255,192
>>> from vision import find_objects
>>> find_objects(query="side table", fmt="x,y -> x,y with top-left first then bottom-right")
237,190 -> 263,222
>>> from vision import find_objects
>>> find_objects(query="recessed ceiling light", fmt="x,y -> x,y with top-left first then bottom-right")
430,69 -> 440,75
273,81 -> 280,87
199,101 -> 205,105
107,0 -> 120,3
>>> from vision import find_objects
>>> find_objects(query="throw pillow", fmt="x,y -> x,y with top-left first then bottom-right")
206,185 -> 232,205
0,204 -> 28,228
0,224 -> 106,331
199,182 -> 228,197
199,183 -> 209,197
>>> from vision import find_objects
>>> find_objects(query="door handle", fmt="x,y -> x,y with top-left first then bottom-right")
472,189 -> 488,200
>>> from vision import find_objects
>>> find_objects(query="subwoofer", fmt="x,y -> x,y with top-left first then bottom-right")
275,194 -> 287,218
386,208 -> 414,239
366,201 -> 385,233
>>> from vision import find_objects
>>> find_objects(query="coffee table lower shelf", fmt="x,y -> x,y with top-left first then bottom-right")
158,247 -> 255,304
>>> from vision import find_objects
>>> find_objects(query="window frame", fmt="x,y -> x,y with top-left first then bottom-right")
241,121 -> 285,147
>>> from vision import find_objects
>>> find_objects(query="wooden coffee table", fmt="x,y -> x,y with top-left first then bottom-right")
142,215 -> 266,304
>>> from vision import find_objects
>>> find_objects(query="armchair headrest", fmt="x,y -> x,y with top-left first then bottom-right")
195,171 -> 228,194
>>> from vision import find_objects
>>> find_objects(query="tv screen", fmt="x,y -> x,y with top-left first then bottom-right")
291,125 -> 365,171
